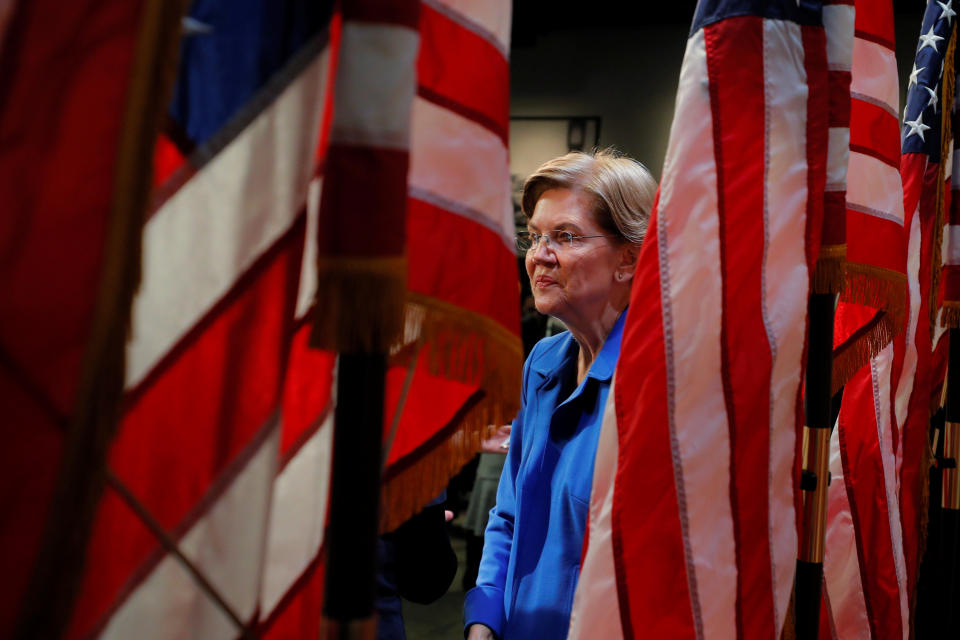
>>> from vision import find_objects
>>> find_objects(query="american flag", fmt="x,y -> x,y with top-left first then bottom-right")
1,0 -> 519,637
569,1 -> 830,638
823,1 -> 956,637
830,0 -> 908,391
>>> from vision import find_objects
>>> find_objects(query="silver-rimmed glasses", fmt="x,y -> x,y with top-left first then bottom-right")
516,230 -> 618,252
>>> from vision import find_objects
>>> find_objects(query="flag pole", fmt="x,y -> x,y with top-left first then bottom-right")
794,292 -> 836,640
320,352 -> 386,640
939,329 -> 960,635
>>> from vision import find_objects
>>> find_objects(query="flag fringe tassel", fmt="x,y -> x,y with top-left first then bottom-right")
379,294 -> 522,533
812,247 -> 846,295
941,303 -> 960,330
310,256 -> 407,354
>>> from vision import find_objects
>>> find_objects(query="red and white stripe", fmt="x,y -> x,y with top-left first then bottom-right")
821,0 -> 854,264
823,344 -> 910,640
571,14 -> 826,640
65,35 -> 334,640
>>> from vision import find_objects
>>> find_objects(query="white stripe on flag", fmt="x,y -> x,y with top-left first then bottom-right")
870,350 -> 910,640
296,177 -> 323,321
126,46 -> 330,389
259,411 -> 335,617
330,23 -> 419,150
846,152 -> 905,225
426,0 -> 511,55
659,28 -> 737,640
826,127 -> 850,191
568,378 -> 622,639
762,18 -> 808,632
894,207 -> 922,480
823,424 -> 872,639
850,38 -> 899,117
823,4 -> 855,71
408,97 -> 513,243
102,419 -> 281,639
944,224 -> 960,265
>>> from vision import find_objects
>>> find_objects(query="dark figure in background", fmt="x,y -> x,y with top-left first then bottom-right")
376,494 -> 457,639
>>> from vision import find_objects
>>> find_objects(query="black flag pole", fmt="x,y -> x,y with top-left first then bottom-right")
321,353 -> 386,640
794,291 -> 836,640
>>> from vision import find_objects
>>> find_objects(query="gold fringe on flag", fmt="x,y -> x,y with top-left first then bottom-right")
310,256 -> 407,354
832,265 -> 906,393
812,243 -> 847,295
942,303 -> 960,329
378,294 -> 522,533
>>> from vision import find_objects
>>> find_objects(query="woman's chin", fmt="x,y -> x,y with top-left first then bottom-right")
533,297 -> 563,319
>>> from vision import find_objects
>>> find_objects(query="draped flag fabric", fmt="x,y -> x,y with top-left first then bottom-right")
569,2 -> 830,638
3,0 -> 519,637
822,1 -> 956,636
60,3 -> 339,638
830,0 -> 908,391
0,1 -> 188,637
375,0 -> 521,530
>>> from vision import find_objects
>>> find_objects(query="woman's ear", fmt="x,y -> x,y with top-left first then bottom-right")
617,244 -> 640,280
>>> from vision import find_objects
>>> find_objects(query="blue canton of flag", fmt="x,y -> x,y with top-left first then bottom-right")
902,0 -> 957,160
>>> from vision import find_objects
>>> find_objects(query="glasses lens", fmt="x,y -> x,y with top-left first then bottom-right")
516,232 -> 532,251
555,230 -> 575,247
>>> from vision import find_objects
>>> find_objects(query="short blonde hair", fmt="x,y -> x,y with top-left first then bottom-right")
521,148 -> 657,245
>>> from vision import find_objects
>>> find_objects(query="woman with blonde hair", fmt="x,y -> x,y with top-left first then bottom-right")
464,149 -> 657,640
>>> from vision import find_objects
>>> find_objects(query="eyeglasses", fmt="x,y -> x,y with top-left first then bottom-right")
516,230 -> 618,252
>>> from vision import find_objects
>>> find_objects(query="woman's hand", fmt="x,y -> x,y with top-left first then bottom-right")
466,623 -> 495,640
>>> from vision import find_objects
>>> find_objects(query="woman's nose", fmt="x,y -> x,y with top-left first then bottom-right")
530,238 -> 555,262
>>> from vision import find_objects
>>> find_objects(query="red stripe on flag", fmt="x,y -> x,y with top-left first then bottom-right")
279,321 -> 335,461
258,552 -> 326,638
945,265 -> 960,301
612,194 -> 696,639
846,211 -> 905,274
406,197 -> 520,335
705,16 -> 775,639
418,3 -> 509,144
382,359 -> 480,469
823,191 -> 847,244
66,224 -> 304,638
0,371 -> 64,636
319,144 -> 409,257
828,70 -> 852,128
849,99 -> 900,170
342,0 -> 419,30
837,364 -> 906,640
806,22 -> 831,269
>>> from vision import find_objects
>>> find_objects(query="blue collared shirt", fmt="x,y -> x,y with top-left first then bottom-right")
464,310 -> 626,639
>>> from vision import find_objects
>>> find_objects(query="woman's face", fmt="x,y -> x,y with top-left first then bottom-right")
525,188 -> 624,328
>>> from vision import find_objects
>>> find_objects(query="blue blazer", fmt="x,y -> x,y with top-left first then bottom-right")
464,311 -> 626,639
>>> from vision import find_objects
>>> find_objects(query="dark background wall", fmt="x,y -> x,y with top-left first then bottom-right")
509,1 -> 932,181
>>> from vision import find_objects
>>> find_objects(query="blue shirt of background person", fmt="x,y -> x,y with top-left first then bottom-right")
463,149 -> 657,640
